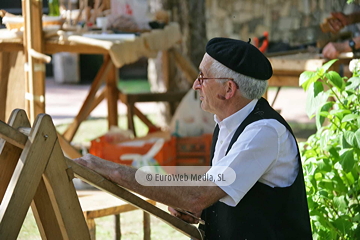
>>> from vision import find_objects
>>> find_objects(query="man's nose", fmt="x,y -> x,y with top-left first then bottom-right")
192,79 -> 201,90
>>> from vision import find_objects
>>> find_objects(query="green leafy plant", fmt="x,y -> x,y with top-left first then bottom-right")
299,59 -> 360,239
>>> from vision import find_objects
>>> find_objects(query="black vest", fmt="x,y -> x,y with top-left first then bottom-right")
199,98 -> 312,240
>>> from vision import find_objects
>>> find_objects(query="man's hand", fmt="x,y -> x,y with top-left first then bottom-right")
322,41 -> 348,59
168,207 -> 203,224
73,153 -> 120,181
328,12 -> 350,33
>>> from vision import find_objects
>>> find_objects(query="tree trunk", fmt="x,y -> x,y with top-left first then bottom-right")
147,0 -> 207,128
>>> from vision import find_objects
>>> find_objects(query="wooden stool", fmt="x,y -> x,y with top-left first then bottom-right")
78,191 -> 156,240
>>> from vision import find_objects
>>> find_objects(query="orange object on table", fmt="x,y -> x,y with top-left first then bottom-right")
89,133 -> 213,167
89,136 -> 177,166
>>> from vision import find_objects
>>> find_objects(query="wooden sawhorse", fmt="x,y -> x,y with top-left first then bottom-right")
0,109 -> 203,239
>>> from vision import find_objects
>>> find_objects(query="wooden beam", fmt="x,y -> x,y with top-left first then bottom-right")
0,42 -> 23,52
119,91 -> 187,103
106,58 -> 119,128
0,119 -> 28,149
0,109 -> 30,203
44,42 -> 108,55
62,56 -> 112,142
0,114 -> 57,239
40,140 -> 91,239
31,178 -> 65,239
171,48 -> 198,84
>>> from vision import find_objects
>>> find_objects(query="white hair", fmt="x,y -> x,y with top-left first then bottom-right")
208,59 -> 268,100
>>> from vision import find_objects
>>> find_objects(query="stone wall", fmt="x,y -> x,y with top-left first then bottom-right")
205,0 -> 360,50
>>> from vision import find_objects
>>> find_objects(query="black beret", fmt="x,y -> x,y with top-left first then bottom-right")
206,37 -> 272,80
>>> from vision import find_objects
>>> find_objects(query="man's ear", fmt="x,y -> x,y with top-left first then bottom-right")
224,81 -> 237,99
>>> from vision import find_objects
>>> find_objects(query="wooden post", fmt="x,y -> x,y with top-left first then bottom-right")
23,0 -> 46,123
115,214 -> 121,240
106,57 -> 119,128
0,52 -> 10,122
143,212 -> 151,240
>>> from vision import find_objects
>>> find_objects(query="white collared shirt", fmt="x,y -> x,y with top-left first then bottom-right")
207,99 -> 299,206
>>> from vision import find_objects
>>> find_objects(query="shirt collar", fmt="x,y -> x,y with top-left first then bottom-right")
214,99 -> 258,130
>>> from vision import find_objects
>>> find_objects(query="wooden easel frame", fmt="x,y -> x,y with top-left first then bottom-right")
0,109 -> 203,240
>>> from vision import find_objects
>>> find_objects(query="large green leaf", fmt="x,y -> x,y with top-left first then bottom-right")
326,71 -> 345,90
329,109 -> 351,121
313,81 -> 324,97
344,131 -> 355,147
332,215 -> 353,236
329,147 -> 340,161
321,59 -> 338,72
342,114 -> 360,123
346,76 -> 360,91
316,102 -> 334,129
354,128 -> 360,148
299,71 -> 319,90
306,83 -> 329,118
333,196 -> 347,212
339,149 -> 355,173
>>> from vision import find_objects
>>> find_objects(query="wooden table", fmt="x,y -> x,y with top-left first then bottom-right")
0,0 -> 198,152
266,52 -> 352,105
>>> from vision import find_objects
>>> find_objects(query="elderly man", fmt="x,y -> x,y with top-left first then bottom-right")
74,38 -> 312,239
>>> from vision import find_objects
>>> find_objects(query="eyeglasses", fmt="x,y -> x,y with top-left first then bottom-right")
196,72 -> 234,86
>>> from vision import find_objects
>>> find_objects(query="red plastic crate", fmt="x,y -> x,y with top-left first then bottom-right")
89,133 -> 213,167
175,134 -> 212,166
89,136 -> 177,166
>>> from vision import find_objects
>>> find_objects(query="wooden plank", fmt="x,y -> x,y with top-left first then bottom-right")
0,114 -> 57,239
0,119 -> 28,149
0,109 -> 30,203
42,140 -> 91,239
0,42 -> 23,52
44,42 -> 109,54
171,48 -> 198,84
134,107 -> 158,129
58,133 -> 82,159
119,91 -> 187,103
106,59 -> 119,128
269,58 -> 325,72
31,178 -> 65,240
4,52 -> 26,121
268,76 -> 300,87
62,57 -> 112,142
